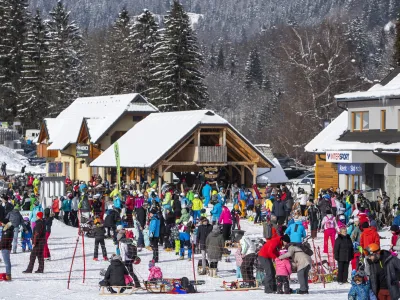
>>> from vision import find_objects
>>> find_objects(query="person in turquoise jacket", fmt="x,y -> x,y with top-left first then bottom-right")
113,196 -> 121,209
202,182 -> 212,208
344,201 -> 352,224
210,202 -> 222,224
29,201 -> 43,230
148,209 -> 161,262
61,197 -> 72,225
284,218 -> 306,243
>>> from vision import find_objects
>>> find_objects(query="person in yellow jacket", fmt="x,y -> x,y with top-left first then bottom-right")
191,194 -> 203,224
33,177 -> 40,195
265,196 -> 274,213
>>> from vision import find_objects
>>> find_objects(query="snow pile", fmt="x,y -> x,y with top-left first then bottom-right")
0,145 -> 45,174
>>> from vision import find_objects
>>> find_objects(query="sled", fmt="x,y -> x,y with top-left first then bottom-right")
221,280 -> 259,291
99,286 -> 139,295
144,279 -> 205,294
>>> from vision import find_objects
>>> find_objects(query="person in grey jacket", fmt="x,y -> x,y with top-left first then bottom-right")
6,207 -> 27,253
205,225 -> 224,278
279,235 -> 312,294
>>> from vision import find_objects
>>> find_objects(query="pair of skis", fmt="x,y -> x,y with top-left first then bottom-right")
311,239 -> 325,288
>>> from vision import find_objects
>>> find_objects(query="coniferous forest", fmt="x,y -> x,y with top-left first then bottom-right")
1,0 -> 400,162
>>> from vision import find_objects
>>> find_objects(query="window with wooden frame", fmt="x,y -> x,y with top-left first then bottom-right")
381,110 -> 386,131
351,111 -> 369,131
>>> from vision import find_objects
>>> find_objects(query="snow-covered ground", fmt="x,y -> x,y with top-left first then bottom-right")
2,216 -> 387,300
0,145 -> 45,175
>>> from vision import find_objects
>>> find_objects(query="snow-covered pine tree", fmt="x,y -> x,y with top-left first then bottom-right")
0,0 -> 30,121
217,46 -> 224,70
150,0 -> 208,111
100,8 -> 134,95
19,10 -> 51,126
245,49 -> 263,89
346,17 -> 368,72
130,9 -> 160,97
47,0 -> 85,116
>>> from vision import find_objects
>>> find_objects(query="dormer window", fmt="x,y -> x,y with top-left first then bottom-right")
352,111 -> 369,131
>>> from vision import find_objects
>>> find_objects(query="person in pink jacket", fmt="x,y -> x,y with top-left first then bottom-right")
219,206 -> 232,241
275,249 -> 292,294
148,260 -> 163,282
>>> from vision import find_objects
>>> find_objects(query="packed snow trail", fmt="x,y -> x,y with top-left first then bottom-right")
0,218 -> 371,299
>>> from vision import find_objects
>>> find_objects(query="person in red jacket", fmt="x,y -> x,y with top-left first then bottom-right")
258,234 -> 284,294
357,207 -> 369,226
360,222 -> 380,250
125,193 -> 135,227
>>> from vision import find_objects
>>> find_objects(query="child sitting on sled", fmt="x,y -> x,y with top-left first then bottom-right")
148,260 -> 163,282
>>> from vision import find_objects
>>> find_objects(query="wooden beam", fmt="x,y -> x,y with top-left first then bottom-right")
240,166 -> 245,185
253,163 -> 257,185
222,128 -> 227,146
161,161 -> 196,166
199,132 -> 220,135
164,136 -> 194,162
227,161 -> 257,166
232,164 -> 241,175
226,139 -> 252,162
147,170 -> 152,184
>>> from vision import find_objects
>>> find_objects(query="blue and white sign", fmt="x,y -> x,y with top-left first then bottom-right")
338,163 -> 363,175
326,151 -> 352,163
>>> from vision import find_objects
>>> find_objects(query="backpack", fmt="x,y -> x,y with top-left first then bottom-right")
181,277 -> 196,293
210,194 -> 218,205
294,242 -> 313,256
325,216 -> 335,229
263,223 -> 272,239
125,229 -> 134,239
126,243 -> 137,260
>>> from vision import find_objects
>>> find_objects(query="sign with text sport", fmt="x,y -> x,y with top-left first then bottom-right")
326,151 -> 352,163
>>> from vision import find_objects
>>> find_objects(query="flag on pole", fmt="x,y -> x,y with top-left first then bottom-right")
114,142 -> 121,189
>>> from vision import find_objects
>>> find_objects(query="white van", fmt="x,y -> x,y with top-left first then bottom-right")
25,129 -> 40,141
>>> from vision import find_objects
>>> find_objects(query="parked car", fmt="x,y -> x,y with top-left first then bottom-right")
291,178 -> 315,195
289,172 -> 315,184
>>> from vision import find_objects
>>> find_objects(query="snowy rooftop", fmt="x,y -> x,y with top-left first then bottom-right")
46,93 -> 158,150
91,110 -> 273,168
335,68 -> 400,101
305,111 -> 400,153
257,158 -> 288,184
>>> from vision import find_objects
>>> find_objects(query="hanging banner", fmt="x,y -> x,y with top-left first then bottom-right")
76,144 -> 89,158
338,163 -> 363,175
114,142 -> 121,189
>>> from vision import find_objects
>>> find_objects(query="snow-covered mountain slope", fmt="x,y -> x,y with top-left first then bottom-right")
0,145 -> 45,174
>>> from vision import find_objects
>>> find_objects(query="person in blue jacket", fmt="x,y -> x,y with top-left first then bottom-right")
113,195 -> 121,210
393,212 -> 400,227
202,182 -> 212,208
149,208 -> 161,262
79,181 -> 87,193
284,215 -> 306,243
210,202 -> 222,225
148,192 -> 160,206
29,200 -> 43,230
61,197 -> 72,225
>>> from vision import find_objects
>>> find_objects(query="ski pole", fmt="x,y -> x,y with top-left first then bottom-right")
67,235 -> 80,290
191,242 -> 197,289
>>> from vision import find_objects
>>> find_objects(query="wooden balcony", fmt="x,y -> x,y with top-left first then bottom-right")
37,143 -> 58,158
198,146 -> 227,163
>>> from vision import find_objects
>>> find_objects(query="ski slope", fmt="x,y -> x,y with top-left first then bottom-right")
0,218 -> 390,299
0,145 -> 45,174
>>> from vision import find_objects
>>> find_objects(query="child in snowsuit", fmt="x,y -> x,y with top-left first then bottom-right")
179,223 -> 192,260
234,247 -> 243,279
231,205 -> 241,230
171,222 -> 180,255
21,217 -> 32,252
275,249 -> 292,294
348,270 -> 377,300
93,219 -> 108,261
321,210 -> 338,254
148,260 -> 163,282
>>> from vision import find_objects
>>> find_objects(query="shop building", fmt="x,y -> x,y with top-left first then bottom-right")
305,68 -> 400,201
37,93 -> 158,181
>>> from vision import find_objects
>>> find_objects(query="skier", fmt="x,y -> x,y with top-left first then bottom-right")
149,208 -> 160,262
92,218 -> 108,261
23,211 -> 46,274
202,182 -> 212,208
43,209 -> 54,261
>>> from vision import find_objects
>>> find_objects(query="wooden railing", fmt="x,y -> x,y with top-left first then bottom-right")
198,146 -> 227,163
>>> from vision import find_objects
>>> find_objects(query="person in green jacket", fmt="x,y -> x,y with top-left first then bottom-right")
29,194 -> 37,211
177,208 -> 190,223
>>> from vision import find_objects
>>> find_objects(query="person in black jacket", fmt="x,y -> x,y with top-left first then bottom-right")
365,244 -> 400,300
306,199 -> 320,239
272,195 -> 286,225
2,198 -> 13,215
92,195 -> 102,218
104,208 -> 119,239
93,219 -> 108,261
100,255 -> 129,293
164,210 -> 175,250
135,203 -> 147,247
334,226 -> 354,284
0,203 -> 5,223
196,217 -> 213,275
0,219 -> 14,280
23,211 -> 46,273
172,193 -> 182,219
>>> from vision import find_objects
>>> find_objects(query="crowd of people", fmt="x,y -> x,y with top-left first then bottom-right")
1,175 -> 400,299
